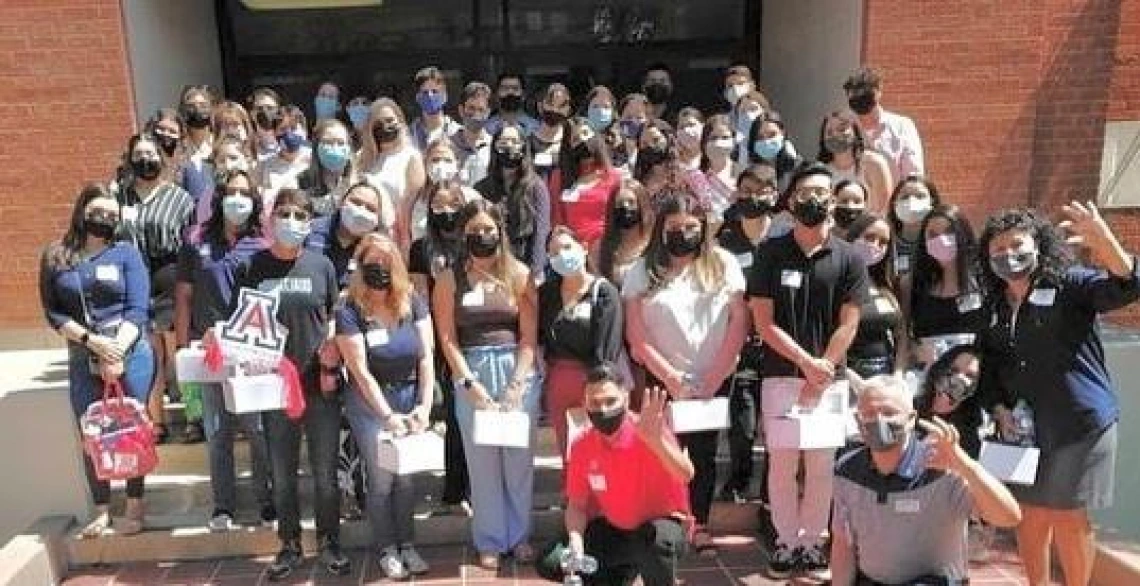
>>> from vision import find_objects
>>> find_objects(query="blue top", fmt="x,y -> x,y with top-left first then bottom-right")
177,234 -> 268,338
485,113 -> 540,137
335,294 -> 429,385
978,261 -> 1140,450
305,212 -> 357,289
40,242 -> 150,332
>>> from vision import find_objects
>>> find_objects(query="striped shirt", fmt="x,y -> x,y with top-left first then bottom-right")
117,180 -> 195,271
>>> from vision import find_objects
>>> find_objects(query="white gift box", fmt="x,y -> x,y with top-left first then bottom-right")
223,372 -> 287,414
175,343 -> 231,383
378,431 -> 445,475
767,381 -> 851,450
668,397 -> 730,434
979,440 -> 1040,485
473,410 -> 531,448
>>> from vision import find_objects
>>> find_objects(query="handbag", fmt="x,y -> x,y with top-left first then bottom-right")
80,379 -> 159,481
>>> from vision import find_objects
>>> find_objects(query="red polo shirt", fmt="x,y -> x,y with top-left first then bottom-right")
566,416 -> 690,531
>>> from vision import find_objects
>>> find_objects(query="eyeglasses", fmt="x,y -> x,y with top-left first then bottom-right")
793,186 -> 831,200
742,186 -> 777,198
224,188 -> 252,197
274,209 -> 310,221
86,211 -> 119,222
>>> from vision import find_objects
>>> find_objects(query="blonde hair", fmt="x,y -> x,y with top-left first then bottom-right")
357,98 -> 409,171
347,233 -> 413,320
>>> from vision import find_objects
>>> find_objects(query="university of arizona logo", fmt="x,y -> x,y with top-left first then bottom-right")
217,287 -> 287,365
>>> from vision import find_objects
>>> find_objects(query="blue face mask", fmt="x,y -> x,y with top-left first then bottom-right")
752,137 -> 783,161
279,130 -> 306,153
274,218 -> 310,248
347,104 -> 370,129
417,90 -> 447,115
619,119 -> 643,140
221,195 -> 253,226
314,96 -> 339,120
317,143 -> 351,171
549,246 -> 586,277
587,106 -> 614,132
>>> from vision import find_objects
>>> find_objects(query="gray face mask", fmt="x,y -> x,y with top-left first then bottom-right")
860,415 -> 908,452
990,249 -> 1038,282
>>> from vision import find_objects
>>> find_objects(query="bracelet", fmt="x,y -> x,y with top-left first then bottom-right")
79,331 -> 90,346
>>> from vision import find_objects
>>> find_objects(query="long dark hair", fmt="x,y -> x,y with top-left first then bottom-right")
844,212 -> 896,291
202,169 -> 264,245
641,189 -> 724,292
560,117 -> 613,188
299,118 -> 355,200
420,180 -> 467,272
116,132 -> 165,201
748,109 -> 799,179
887,175 -> 943,233
911,204 -> 979,303
915,344 -> 983,418
633,119 -> 675,185
816,110 -> 867,166
482,122 -> 540,247
45,183 -> 120,270
976,208 -> 1073,304
597,179 -> 651,282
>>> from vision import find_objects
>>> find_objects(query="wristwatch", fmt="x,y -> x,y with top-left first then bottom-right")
460,377 -> 475,390
79,331 -> 90,346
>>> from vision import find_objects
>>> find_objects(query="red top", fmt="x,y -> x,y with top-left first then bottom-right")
553,168 -> 621,247
566,416 -> 691,531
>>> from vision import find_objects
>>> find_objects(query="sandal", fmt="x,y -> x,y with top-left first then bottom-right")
477,551 -> 500,570
692,527 -> 717,557
78,507 -> 111,539
512,542 -> 535,563
118,498 -> 145,536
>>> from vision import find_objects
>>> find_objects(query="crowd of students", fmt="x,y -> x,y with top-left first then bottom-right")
38,62 -> 1138,586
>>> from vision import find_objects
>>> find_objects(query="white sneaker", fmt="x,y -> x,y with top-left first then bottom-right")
379,547 -> 409,580
207,510 -> 235,532
401,545 -> 430,575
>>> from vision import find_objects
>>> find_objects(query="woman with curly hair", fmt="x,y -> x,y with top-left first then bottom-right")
975,203 -> 1140,586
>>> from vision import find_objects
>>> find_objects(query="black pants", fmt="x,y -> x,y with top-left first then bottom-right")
725,374 -> 760,494
538,517 -> 687,586
678,430 -> 718,525
441,373 -> 470,504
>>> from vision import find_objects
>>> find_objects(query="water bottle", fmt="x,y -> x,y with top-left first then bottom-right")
561,548 -> 598,585
1011,400 -> 1036,447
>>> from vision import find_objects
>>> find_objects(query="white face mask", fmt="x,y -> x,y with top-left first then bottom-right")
221,157 -> 249,173
894,197 -> 932,224
724,83 -> 752,105
428,160 -> 459,183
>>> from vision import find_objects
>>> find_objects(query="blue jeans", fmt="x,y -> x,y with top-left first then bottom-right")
453,344 -> 541,553
344,381 -> 419,550
199,383 -> 272,514
68,338 -> 155,504
264,382 -> 343,543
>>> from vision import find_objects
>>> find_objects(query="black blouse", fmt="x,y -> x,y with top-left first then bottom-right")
538,276 -> 623,366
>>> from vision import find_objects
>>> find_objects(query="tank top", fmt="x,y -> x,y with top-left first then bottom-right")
453,268 -> 520,347
363,144 -> 417,232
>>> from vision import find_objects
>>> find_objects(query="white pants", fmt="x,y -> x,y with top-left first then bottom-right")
762,377 -> 837,548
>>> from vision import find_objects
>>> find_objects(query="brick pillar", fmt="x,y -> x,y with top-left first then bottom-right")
0,0 -> 136,346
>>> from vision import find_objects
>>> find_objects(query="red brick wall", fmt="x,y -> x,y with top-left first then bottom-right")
0,0 -> 136,343
864,0 -> 1140,326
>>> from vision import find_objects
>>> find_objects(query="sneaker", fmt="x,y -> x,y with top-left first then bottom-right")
766,543 -> 798,580
801,543 -> 831,581
319,538 -> 352,576
400,544 -> 430,575
182,421 -> 205,444
266,541 -> 303,581
379,546 -> 409,580
968,522 -> 995,563
207,509 -> 235,532
718,484 -> 748,504
259,503 -> 277,528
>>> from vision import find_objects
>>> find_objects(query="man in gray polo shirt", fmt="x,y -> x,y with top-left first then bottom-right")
831,375 -> 1021,585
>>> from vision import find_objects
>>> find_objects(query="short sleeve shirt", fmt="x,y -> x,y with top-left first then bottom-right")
176,235 -> 267,338
747,233 -> 870,377
622,247 -> 746,378
335,294 -> 429,385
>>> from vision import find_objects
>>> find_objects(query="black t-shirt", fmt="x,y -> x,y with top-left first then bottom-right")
234,249 -> 338,376
335,294 -> 429,385
910,288 -> 985,339
408,236 -> 463,291
718,219 -> 767,373
850,286 -> 902,361
538,276 -> 623,365
747,233 -> 870,377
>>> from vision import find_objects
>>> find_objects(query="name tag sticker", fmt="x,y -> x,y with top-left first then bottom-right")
1029,288 -> 1057,307
95,265 -> 119,282
735,252 -> 753,269
198,244 -> 212,257
588,474 -> 607,492
781,270 -> 803,289
896,255 -> 911,272
365,328 -> 389,347
461,287 -> 485,307
572,303 -> 592,320
894,498 -> 921,514
533,152 -> 554,167
347,259 -> 358,273
957,293 -> 982,313
874,297 -> 895,314
560,187 -> 580,203
120,205 -> 138,223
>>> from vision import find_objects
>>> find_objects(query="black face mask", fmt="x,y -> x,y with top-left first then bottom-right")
155,135 -> 179,158
572,141 -> 592,164
833,206 -> 864,229
664,229 -> 703,257
430,210 -> 460,233
184,107 -> 212,129
467,233 -> 500,258
541,110 -> 567,127
587,406 -> 626,436
499,94 -> 523,113
639,146 -> 669,168
643,82 -> 672,105
737,197 -> 775,219
254,107 -> 280,131
84,217 -> 117,240
372,123 -> 400,144
614,207 -> 642,229
495,148 -> 524,169
361,263 -> 392,291
131,158 -> 162,181
848,91 -> 877,116
791,198 -> 830,227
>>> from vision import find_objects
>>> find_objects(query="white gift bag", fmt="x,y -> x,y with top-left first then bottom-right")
223,371 -> 287,414
175,342 -> 231,383
473,410 -> 531,448
668,397 -> 730,434
377,431 -> 446,475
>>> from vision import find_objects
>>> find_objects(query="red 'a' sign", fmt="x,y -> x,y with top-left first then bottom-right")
217,288 -> 287,364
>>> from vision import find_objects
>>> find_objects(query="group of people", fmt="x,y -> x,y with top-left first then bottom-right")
37,61 -> 1136,586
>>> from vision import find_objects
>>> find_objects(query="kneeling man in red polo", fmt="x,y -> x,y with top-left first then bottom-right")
540,364 -> 694,585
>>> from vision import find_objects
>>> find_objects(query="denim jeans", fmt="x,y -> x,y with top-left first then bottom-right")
264,383 -> 343,543
344,381 -> 419,550
199,383 -> 272,514
68,338 -> 155,504
452,344 -> 541,553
